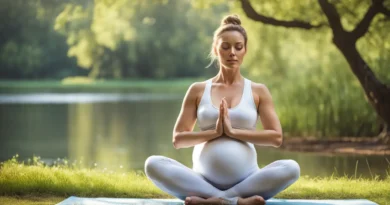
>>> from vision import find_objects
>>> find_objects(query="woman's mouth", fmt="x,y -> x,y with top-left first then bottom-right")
227,60 -> 238,63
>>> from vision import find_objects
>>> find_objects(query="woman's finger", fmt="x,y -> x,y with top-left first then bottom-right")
223,99 -> 228,116
225,99 -> 229,117
220,104 -> 224,120
221,98 -> 224,116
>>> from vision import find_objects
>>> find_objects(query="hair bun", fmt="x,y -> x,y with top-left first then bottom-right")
221,14 -> 241,26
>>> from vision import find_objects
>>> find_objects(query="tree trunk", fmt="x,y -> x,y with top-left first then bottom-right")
332,34 -> 390,143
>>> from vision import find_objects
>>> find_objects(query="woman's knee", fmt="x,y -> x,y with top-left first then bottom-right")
144,155 -> 166,177
284,159 -> 300,181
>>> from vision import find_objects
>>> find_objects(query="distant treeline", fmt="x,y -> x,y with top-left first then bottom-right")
0,0 -> 228,79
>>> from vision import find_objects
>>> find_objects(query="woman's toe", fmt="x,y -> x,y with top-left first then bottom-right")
185,197 -> 192,205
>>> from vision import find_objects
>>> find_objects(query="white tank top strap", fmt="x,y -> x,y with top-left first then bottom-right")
243,78 -> 257,110
206,79 -> 213,103
198,79 -> 211,108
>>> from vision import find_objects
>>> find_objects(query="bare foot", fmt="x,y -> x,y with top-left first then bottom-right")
185,196 -> 234,205
185,196 -> 206,205
237,195 -> 265,205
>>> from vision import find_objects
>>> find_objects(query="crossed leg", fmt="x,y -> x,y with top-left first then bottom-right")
224,159 -> 301,201
144,155 -> 238,204
145,156 -> 300,204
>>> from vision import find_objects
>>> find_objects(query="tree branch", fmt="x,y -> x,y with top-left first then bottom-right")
351,2 -> 380,40
318,0 -> 344,33
239,0 -> 324,29
378,3 -> 390,16
337,0 -> 360,20
350,0 -> 390,41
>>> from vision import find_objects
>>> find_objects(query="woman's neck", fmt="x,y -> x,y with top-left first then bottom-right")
214,67 -> 242,85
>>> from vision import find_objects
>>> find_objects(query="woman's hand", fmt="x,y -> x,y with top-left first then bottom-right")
215,99 -> 224,136
221,98 -> 234,136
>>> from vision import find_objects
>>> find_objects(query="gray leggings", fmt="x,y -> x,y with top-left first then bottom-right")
144,155 -> 300,204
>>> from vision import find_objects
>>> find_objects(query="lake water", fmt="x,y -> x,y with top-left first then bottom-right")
0,93 -> 389,179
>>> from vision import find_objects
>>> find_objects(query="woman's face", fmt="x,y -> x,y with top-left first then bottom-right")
215,30 -> 246,69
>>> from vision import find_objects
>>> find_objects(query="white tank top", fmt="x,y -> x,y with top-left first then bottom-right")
196,78 -> 258,131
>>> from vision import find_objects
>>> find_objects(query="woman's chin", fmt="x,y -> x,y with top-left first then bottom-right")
222,64 -> 239,69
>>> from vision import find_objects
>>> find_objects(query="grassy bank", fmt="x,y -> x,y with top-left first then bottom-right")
1,157 -> 389,205
0,196 -> 64,205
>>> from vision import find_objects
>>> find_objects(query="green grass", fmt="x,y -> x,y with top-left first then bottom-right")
0,195 -> 64,205
0,156 -> 168,199
1,156 -> 390,205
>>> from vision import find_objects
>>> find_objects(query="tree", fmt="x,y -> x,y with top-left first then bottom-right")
239,0 -> 390,142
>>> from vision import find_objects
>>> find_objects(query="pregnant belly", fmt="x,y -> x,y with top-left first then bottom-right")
192,136 -> 258,189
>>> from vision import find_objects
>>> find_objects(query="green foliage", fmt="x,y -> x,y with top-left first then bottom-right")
0,0 -> 228,79
54,0 -> 137,78
0,0 -> 81,79
53,0 -> 226,79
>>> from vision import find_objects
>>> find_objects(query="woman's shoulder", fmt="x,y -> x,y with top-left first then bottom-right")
248,79 -> 273,103
248,79 -> 268,93
185,80 -> 209,98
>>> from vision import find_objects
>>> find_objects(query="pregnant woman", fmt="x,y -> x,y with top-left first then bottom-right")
145,14 -> 300,205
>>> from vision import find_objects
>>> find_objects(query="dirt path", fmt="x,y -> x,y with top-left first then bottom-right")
281,136 -> 390,155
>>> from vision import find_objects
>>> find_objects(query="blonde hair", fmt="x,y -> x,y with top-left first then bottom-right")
206,14 -> 248,68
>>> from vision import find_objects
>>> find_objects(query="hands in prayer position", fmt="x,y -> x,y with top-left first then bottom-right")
215,98 -> 234,137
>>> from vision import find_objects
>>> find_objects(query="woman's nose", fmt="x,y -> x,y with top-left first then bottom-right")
229,49 -> 236,57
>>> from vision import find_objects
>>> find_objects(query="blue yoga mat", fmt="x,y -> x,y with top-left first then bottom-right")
57,196 -> 378,205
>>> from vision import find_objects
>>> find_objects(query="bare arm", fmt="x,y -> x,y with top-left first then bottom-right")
226,83 -> 283,147
172,82 -> 222,149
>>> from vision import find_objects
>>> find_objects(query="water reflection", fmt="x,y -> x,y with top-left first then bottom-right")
0,93 -> 389,179
66,100 -> 192,170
